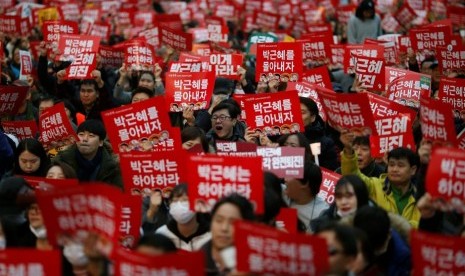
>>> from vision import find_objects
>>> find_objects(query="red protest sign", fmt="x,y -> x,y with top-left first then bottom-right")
371,114 -> 416,158
164,71 -> 215,112
242,91 -> 304,136
299,33 -> 333,65
330,44 -> 345,69
336,4 -> 356,25
101,97 -> 173,153
99,46 -> 124,68
138,26 -> 160,48
58,3 -> 81,22
0,15 -> 22,35
114,248 -> 204,276
119,195 -> 142,249
394,2 -> 417,29
36,184 -> 122,255
123,42 -> 155,70
90,23 -> 111,42
366,92 -> 417,122
411,230 -> 465,276
387,72 -> 431,108
317,168 -> 341,205
253,10 -> 279,31
186,155 -> 264,213
209,53 -> 243,80
19,50 -> 32,80
437,46 -> 465,76
133,10 -> 156,27
1,120 -> 38,140
385,66 -> 409,87
365,38 -> 398,66
286,82 -> 329,121
192,44 -> 211,56
354,53 -> 385,92
305,23 -> 332,34
0,249 -> 62,275
169,62 -> 205,73
235,220 -> 329,275
64,52 -> 97,80
255,42 -> 303,82
21,176 -> 79,190
302,66 -> 332,89
38,102 -> 78,151
344,44 -> 384,74
447,5 -> 465,28
159,25 -> 193,51
214,3 -> 237,20
216,141 -> 258,157
119,151 -> 183,195
207,23 -> 228,45
318,90 -> 377,134
42,20 -> 79,45
438,78 -> 465,115
275,207 -> 298,234
426,147 -> 465,205
0,85 -> 28,116
420,97 -> 457,147
410,25 -> 452,52
57,34 -> 100,62
257,146 -> 305,178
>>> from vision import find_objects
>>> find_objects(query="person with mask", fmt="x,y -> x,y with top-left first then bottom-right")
156,184 -> 211,251
16,202 -> 51,250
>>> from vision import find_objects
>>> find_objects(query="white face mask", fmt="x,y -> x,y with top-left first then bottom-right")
63,243 -> 89,267
0,237 -> 6,250
169,201 -> 195,224
29,225 -> 47,239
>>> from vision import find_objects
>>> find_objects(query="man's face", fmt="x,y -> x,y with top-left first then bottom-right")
354,144 -> 372,169
80,84 -> 98,107
318,230 -> 355,275
77,131 -> 103,159
211,109 -> 236,139
387,158 -> 416,186
39,100 -> 54,117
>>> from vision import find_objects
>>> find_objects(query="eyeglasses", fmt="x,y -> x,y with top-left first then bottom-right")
211,115 -> 231,122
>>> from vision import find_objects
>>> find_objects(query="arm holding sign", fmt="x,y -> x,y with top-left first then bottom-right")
113,65 -> 132,104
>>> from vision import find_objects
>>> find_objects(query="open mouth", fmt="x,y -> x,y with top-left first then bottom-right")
215,125 -> 223,131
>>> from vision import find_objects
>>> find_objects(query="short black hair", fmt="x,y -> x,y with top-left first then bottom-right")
315,222 -> 358,257
353,206 -> 390,251
299,97 -> 319,117
353,135 -> 370,147
300,158 -> 322,197
80,79 -> 99,90
77,119 -> 107,141
181,127 -> 209,153
169,183 -> 188,202
136,233 -> 177,253
131,86 -> 155,99
211,193 -> 256,221
335,174 -> 369,209
211,102 -> 240,119
355,0 -> 376,20
387,147 -> 419,168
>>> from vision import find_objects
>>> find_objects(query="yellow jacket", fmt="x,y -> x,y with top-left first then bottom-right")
341,152 -> 420,228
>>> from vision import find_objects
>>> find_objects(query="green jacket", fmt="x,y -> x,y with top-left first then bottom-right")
341,151 -> 420,228
54,144 -> 123,190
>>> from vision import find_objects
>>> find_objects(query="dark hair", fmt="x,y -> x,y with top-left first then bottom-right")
131,86 -> 155,101
315,222 -> 358,257
211,102 -> 240,119
355,0 -> 375,20
299,97 -> 319,117
80,79 -> 99,90
14,138 -> 50,177
169,183 -> 188,202
299,158 -> 322,197
258,185 -> 283,226
181,127 -> 209,153
353,227 -> 376,267
77,119 -> 107,141
263,171 -> 286,207
353,206 -> 390,251
47,160 -> 77,179
353,135 -> 370,147
136,233 -> 177,253
37,94 -> 56,106
277,133 -> 312,157
335,174 -> 369,209
211,193 -> 256,221
387,147 -> 419,168
222,98 -> 241,118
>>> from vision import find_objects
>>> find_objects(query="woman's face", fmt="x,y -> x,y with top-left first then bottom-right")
18,150 -> 41,174
284,134 -> 300,147
211,203 -> 242,250
28,204 -> 44,229
335,184 -> 358,215
300,103 -> 314,127
138,73 -> 155,90
132,92 -> 150,103
182,137 -> 202,150
46,165 -> 65,179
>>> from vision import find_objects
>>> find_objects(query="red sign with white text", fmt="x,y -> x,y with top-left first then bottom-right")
317,168 -> 341,205
344,44 -> 384,74
119,151 -> 183,194
420,97 -> 457,147
0,249 -> 62,275
354,53 -> 385,92
410,25 -> 452,52
256,42 -> 303,82
99,46 -> 124,68
165,71 -> 215,112
209,53 -> 243,80
36,184 -> 122,256
438,78 -> 465,115
366,93 -> 417,123
64,52 -> 97,80
123,42 -> 155,70
256,146 -> 305,179
242,91 -> 304,136
437,46 -> 465,76
38,102 -> 78,151
299,33 -> 333,65
119,195 -> 142,249
21,176 -> 79,190
216,141 -> 258,157
42,20 -> 78,44
159,25 -> 193,51
371,114 -> 416,158
301,66 -> 332,89
411,230 -> 465,276
318,90 -> 377,134
186,155 -> 264,213
286,82 -> 329,122
0,86 -> 28,116
114,248 -> 204,276
57,34 -> 100,62
1,120 -> 38,140
235,220 -> 329,275
275,207 -> 298,234
387,72 -> 431,108
138,26 -> 160,48
101,97 -> 173,153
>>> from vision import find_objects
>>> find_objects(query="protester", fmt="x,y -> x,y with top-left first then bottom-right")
135,233 -> 177,256
13,138 -> 50,177
347,0 -> 382,44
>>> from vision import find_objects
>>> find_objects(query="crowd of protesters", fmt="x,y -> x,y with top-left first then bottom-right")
1,0 -> 465,275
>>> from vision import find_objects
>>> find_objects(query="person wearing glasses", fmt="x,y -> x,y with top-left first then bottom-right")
206,102 -> 246,150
